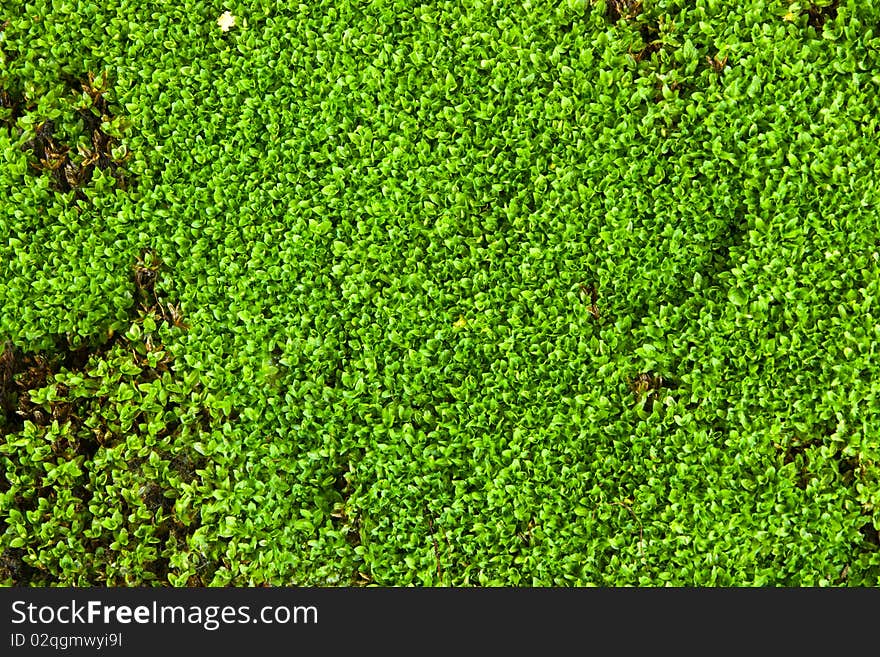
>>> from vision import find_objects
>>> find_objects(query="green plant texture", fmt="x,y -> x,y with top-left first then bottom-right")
2,0 -> 880,586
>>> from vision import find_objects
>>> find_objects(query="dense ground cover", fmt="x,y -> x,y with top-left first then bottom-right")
1,0 -> 880,586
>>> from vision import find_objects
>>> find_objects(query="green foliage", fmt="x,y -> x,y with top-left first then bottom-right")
2,0 -> 880,585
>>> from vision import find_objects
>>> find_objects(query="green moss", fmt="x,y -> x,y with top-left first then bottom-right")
1,0 -> 879,586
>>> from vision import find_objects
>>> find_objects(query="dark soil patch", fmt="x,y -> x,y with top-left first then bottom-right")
1,70 -> 134,203
605,0 -> 643,23
0,252 -> 226,585
1,249 -> 175,439
0,547 -> 41,586
633,22 -> 661,63
807,1 -> 839,31
629,371 -> 674,413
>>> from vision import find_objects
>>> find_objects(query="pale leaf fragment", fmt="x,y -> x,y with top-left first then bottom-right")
217,11 -> 236,32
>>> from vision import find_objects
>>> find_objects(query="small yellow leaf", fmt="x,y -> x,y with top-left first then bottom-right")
453,316 -> 467,329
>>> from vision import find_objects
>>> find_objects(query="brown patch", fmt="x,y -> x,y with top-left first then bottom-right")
0,341 -> 17,419
859,522 -> 880,548
579,284 -> 600,320
631,22 -> 661,62
165,302 -> 190,331
806,1 -> 839,30
11,71 -> 134,203
134,249 -> 162,307
605,0 -> 643,22
0,548 -> 41,585
836,454 -> 860,487
706,53 -> 728,73
0,253 -> 213,585
628,372 -> 672,412
169,453 -> 205,484
1,346 -> 58,434
773,436 -> 822,490
517,518 -> 536,546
